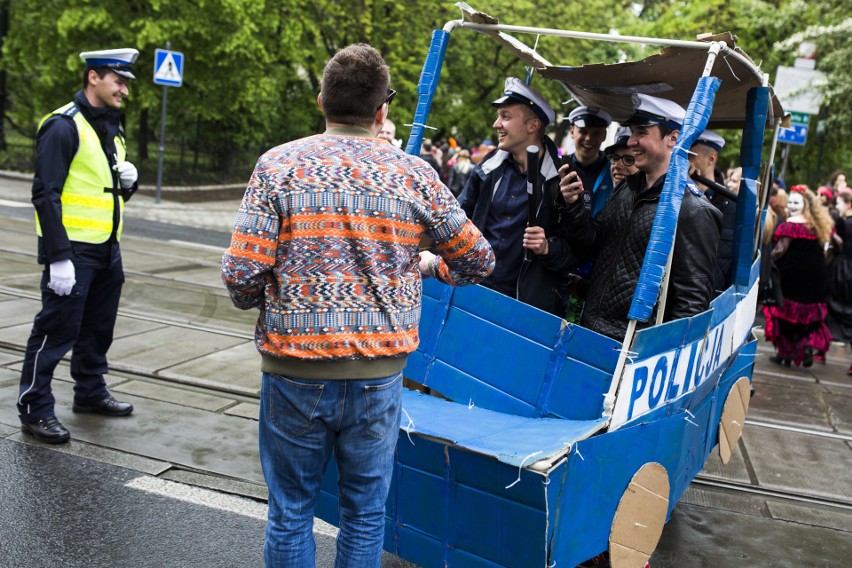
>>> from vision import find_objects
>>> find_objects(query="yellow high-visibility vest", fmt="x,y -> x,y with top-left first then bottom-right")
35,102 -> 126,243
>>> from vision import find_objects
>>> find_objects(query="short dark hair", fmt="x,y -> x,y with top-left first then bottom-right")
320,44 -> 390,127
657,125 -> 675,138
82,67 -> 110,90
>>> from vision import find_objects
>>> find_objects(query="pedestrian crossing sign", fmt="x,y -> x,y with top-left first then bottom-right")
153,49 -> 184,87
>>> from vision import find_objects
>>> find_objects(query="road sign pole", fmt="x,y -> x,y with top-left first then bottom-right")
155,83 -> 168,204
152,42 -> 184,203
779,144 -> 790,181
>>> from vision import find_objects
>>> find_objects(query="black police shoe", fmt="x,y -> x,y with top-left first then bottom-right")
21,416 -> 71,444
72,396 -> 134,417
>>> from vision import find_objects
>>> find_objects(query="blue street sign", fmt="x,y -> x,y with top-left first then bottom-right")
778,123 -> 808,146
153,49 -> 184,87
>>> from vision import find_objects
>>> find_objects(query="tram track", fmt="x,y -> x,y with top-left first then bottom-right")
3,279 -> 852,422
692,475 -> 852,512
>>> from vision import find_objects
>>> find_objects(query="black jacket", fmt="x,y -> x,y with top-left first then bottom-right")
563,172 -> 722,340
458,138 -> 580,315
708,190 -> 736,292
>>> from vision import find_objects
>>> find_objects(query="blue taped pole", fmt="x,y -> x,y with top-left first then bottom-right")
404,30 -> 450,157
627,76 -> 721,322
731,87 -> 769,288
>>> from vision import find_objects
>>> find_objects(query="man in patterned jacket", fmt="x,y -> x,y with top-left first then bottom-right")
221,44 -> 494,568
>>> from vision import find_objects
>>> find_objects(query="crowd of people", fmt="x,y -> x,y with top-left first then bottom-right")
394,78 -> 730,345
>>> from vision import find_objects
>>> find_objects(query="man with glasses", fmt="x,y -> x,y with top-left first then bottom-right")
606,126 -> 639,185
458,77 -> 579,316
558,94 -> 721,341
222,44 -> 494,567
564,106 -> 615,216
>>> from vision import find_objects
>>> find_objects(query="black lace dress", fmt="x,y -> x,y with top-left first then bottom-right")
827,216 -> 852,343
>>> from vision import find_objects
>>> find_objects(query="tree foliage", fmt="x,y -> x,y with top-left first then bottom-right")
0,0 -> 848,182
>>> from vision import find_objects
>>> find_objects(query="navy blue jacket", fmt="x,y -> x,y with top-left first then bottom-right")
458,137 -> 580,316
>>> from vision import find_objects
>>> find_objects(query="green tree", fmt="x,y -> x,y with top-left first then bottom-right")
4,0 -> 843,183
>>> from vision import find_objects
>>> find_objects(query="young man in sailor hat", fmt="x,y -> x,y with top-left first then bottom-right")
690,129 -> 725,190
564,105 -> 615,215
17,48 -> 140,444
691,129 -> 737,292
558,93 -> 722,341
458,77 -> 579,316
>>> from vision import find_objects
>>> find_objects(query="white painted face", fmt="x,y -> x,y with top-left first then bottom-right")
787,193 -> 804,216
837,197 -> 850,216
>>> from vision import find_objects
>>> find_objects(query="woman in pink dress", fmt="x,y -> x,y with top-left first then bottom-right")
763,187 -> 834,367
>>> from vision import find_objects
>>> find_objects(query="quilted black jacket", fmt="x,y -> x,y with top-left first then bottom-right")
563,172 -> 723,341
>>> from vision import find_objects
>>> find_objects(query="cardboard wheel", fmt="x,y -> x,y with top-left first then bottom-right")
719,377 -> 751,464
609,462 -> 669,568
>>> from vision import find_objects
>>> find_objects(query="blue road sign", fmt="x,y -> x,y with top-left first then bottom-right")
153,49 -> 184,87
778,123 -> 808,145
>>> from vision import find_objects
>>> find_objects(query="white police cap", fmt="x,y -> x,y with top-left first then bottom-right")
605,126 -> 633,155
492,77 -> 555,126
624,93 -> 685,131
693,130 -> 725,152
79,48 -> 139,79
568,105 -> 612,128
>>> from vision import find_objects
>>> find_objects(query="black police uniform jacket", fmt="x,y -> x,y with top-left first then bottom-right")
458,137 -> 580,316
562,172 -> 723,341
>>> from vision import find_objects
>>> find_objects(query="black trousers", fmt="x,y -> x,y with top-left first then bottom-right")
18,248 -> 124,423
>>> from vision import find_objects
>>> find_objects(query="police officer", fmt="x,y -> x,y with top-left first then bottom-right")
18,48 -> 139,444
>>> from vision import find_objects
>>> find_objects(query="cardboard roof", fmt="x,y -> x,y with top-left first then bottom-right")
536,34 -> 785,129
455,6 -> 784,128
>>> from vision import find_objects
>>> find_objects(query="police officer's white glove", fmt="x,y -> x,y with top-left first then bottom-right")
48,259 -> 75,296
113,161 -> 138,189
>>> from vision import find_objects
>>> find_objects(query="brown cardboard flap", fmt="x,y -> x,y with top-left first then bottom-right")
719,377 -> 751,464
609,462 -> 670,568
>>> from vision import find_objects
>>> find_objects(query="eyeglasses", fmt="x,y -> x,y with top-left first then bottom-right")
379,88 -> 396,110
608,153 -> 636,166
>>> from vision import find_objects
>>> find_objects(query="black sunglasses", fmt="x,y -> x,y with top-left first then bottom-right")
379,88 -> 396,110
608,153 -> 636,166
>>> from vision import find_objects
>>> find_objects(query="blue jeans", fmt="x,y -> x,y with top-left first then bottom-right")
259,371 -> 402,568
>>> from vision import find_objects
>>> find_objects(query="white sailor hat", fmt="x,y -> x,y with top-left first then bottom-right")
79,48 -> 139,79
624,93 -> 685,131
693,130 -> 725,152
605,126 -> 633,155
492,77 -> 555,126
568,105 -> 612,128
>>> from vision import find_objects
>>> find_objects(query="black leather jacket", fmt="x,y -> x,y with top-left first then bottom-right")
563,172 -> 722,340
458,138 -> 580,316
